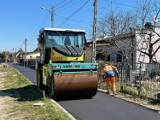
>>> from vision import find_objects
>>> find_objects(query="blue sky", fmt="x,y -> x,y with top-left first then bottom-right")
0,0 -> 135,52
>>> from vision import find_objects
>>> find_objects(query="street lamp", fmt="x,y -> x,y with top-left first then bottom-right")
40,6 -> 54,28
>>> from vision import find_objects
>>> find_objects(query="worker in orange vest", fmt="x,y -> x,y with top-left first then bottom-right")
102,63 -> 119,95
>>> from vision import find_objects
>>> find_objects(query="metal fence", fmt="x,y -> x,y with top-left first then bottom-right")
98,61 -> 160,100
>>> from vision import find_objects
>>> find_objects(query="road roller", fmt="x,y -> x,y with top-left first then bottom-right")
36,28 -> 98,99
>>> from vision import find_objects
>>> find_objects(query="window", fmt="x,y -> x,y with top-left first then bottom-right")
117,54 -> 122,62
45,31 -> 86,48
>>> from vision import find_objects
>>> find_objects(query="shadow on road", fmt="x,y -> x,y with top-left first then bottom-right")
55,94 -> 94,102
0,85 -> 43,102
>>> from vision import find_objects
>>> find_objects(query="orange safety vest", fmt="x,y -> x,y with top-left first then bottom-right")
102,65 -> 118,78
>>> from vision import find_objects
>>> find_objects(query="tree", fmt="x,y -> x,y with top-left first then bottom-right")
135,0 -> 152,28
97,1 -> 135,37
97,0 -> 138,66
96,0 -> 160,94
0,52 -> 6,62
97,0 -> 160,64
136,22 -> 160,63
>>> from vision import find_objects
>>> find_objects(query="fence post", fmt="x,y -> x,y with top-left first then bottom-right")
138,62 -> 142,96
120,63 -> 124,91
128,64 -> 131,83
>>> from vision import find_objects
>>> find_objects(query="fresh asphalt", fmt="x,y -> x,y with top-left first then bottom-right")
10,63 -> 160,120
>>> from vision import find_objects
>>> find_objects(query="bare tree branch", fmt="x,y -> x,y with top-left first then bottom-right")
152,45 -> 160,56
152,38 -> 160,45
96,0 -> 160,64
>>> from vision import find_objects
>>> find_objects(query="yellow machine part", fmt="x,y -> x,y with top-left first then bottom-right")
53,73 -> 98,98
51,49 -> 84,62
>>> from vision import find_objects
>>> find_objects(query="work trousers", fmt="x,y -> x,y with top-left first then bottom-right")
106,76 -> 116,93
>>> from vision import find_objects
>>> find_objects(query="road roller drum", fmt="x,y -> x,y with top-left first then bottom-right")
53,73 -> 98,98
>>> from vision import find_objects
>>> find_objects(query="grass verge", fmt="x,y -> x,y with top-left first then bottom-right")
0,64 -> 71,120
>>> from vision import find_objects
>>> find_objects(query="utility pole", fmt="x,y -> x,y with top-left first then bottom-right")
40,5 -> 54,28
25,38 -> 27,63
92,0 -> 98,62
51,5 -> 54,28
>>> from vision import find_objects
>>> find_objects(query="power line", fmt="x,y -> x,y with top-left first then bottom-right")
27,40 -> 37,46
99,0 -> 160,24
54,0 -> 73,10
16,1 -> 92,53
54,0 -> 67,8
28,14 -> 49,41
103,0 -> 137,9
57,0 -> 91,27
55,0 -> 81,13
27,0 -> 90,45
15,41 -> 24,52
27,1 -> 78,48
55,13 -> 91,24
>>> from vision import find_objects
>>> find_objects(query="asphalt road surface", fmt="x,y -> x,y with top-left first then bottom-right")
10,63 -> 160,120
10,63 -> 37,85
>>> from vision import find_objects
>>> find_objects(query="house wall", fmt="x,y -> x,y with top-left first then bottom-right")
15,52 -> 24,64
22,52 -> 40,60
152,27 -> 160,62
85,47 -> 92,63
94,27 -> 160,71
96,37 -> 137,68
26,52 -> 40,60
22,51 -> 40,68
135,27 -> 160,63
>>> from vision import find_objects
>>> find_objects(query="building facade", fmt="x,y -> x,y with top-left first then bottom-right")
91,26 -> 160,69
16,48 -> 40,68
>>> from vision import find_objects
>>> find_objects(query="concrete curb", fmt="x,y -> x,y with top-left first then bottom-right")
37,89 -> 77,120
50,99 -> 76,120
98,88 -> 160,114
34,88 -> 76,120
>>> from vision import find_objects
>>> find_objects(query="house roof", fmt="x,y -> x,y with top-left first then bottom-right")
33,48 -> 39,52
88,33 -> 135,46
16,48 -> 24,54
16,48 -> 24,57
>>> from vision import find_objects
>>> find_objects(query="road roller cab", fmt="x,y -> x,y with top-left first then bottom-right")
36,28 -> 98,99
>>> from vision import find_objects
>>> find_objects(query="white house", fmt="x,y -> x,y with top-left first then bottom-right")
16,48 -> 40,68
90,25 -> 160,69
136,26 -> 160,63
23,48 -> 40,61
